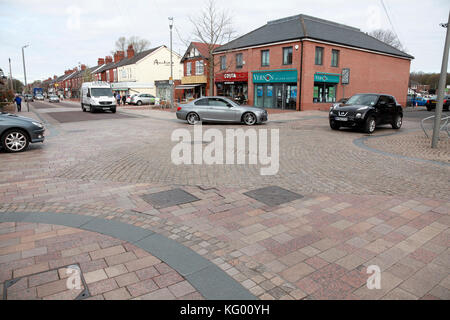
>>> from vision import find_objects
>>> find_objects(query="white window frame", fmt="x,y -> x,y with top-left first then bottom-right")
186,62 -> 192,76
195,60 -> 204,75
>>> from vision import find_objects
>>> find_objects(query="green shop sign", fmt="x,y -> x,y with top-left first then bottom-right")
252,70 -> 298,83
314,73 -> 340,83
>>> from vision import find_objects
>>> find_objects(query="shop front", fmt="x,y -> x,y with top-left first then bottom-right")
252,69 -> 298,110
313,72 -> 340,104
215,72 -> 248,104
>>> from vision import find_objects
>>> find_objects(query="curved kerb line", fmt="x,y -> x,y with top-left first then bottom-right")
353,131 -> 450,168
0,211 -> 256,300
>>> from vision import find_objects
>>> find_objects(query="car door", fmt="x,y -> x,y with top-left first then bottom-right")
206,98 -> 237,121
193,98 -> 210,120
386,96 -> 397,123
376,95 -> 390,124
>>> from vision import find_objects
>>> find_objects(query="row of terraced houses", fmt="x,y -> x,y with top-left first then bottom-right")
43,14 -> 413,111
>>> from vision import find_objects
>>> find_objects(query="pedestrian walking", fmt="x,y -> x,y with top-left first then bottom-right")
14,95 -> 22,112
116,93 -> 121,106
122,94 -> 126,105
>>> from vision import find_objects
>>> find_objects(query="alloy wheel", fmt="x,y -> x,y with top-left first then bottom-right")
187,113 -> 199,125
244,113 -> 256,125
5,132 -> 27,152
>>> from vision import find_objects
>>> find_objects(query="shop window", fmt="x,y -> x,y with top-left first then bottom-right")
186,62 -> 192,76
220,56 -> 226,70
283,47 -> 293,65
196,61 -> 204,75
236,53 -> 243,69
313,82 -> 337,103
331,49 -> 339,67
315,47 -> 324,65
261,50 -> 270,67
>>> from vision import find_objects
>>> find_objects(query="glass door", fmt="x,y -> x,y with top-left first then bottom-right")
275,85 -> 283,109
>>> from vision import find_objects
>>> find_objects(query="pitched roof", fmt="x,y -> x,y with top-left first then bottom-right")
181,42 -> 221,62
214,14 -> 413,59
118,46 -> 163,67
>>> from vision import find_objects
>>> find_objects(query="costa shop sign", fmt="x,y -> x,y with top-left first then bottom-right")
215,72 -> 248,83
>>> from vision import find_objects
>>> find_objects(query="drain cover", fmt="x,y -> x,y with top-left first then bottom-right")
244,186 -> 303,206
141,188 -> 200,209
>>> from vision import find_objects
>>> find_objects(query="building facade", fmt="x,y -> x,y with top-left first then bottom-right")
214,14 -> 413,111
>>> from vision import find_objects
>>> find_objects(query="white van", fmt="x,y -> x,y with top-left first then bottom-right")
81,82 -> 117,113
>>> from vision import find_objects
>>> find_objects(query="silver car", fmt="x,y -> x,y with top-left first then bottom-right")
176,96 -> 268,125
48,95 -> 60,103
130,93 -> 160,106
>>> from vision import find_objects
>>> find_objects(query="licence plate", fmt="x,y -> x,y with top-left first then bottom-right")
335,117 -> 348,121
103,107 -> 110,110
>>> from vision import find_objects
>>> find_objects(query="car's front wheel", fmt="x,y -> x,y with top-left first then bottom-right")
81,104 -> 86,112
364,116 -> 376,134
243,112 -> 257,125
426,106 -> 432,112
392,114 -> 402,129
111,108 -> 116,113
137,101 -> 142,106
1,129 -> 29,153
330,120 -> 340,130
186,112 -> 200,125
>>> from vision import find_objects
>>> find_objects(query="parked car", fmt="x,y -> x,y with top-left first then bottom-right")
130,93 -> 160,106
425,95 -> 450,111
329,93 -> 403,134
176,96 -> 268,125
80,82 -> 116,113
124,94 -> 132,104
0,112 -> 45,152
35,94 -> 44,101
48,95 -> 60,103
23,94 -> 33,102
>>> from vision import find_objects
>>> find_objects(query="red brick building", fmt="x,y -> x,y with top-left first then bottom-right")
214,14 -> 413,111
178,42 -> 220,100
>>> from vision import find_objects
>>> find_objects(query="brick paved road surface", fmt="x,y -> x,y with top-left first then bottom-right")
0,103 -> 449,300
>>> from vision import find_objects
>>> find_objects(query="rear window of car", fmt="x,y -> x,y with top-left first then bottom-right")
195,99 -> 209,106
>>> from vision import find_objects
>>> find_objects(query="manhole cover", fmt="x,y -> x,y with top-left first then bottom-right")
2,264 -> 90,300
141,188 -> 200,209
244,186 -> 303,206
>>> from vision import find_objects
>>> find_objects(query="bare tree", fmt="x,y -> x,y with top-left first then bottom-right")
188,0 -> 235,95
82,68 -> 95,83
112,36 -> 151,55
369,29 -> 406,52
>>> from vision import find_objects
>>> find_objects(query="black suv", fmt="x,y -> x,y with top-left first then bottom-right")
329,93 -> 403,134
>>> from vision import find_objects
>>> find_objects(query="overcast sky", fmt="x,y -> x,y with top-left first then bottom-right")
1,0 -> 449,83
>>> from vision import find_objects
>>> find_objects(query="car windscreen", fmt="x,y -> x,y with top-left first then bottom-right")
346,94 -> 379,106
91,88 -> 113,97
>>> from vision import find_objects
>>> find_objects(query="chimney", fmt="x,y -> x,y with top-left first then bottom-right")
98,58 -> 105,65
114,51 -> 125,62
81,64 -> 87,71
105,56 -> 113,64
127,45 -> 135,59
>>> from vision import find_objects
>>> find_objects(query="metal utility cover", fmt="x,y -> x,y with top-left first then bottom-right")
244,186 -> 303,206
141,188 -> 200,209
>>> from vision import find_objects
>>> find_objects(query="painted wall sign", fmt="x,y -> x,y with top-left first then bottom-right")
215,72 -> 248,83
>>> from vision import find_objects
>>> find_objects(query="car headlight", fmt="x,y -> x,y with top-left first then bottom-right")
32,121 -> 43,128
355,113 -> 362,119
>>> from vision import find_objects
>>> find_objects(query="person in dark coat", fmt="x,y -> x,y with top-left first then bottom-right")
14,95 -> 22,112
122,94 -> 127,105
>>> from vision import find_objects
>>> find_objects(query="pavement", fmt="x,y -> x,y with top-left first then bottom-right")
0,100 -> 449,300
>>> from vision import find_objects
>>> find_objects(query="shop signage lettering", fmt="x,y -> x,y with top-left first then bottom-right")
215,72 -> 248,83
252,70 -> 297,83
314,73 -> 340,83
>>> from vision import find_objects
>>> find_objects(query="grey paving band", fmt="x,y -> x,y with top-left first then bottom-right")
353,130 -> 450,168
0,211 -> 256,300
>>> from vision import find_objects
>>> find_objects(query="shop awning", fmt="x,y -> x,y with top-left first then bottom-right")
175,84 -> 202,90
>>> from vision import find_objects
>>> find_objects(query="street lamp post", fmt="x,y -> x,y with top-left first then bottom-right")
22,44 -> 29,112
169,17 -> 174,110
431,12 -> 450,148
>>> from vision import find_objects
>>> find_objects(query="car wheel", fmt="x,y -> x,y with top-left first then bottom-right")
111,108 -> 116,113
81,104 -> 86,112
186,112 -> 200,125
90,105 -> 95,113
426,106 -> 432,112
1,129 -> 29,153
330,120 -> 340,130
243,112 -> 257,125
364,116 -> 376,134
137,101 -> 142,106
392,114 -> 403,129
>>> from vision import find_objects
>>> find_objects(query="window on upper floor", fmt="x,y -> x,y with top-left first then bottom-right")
261,50 -> 270,66
331,49 -> 339,67
236,53 -> 243,69
283,47 -> 293,65
315,47 -> 324,65
196,60 -> 204,75
220,56 -> 226,70
186,62 -> 192,76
